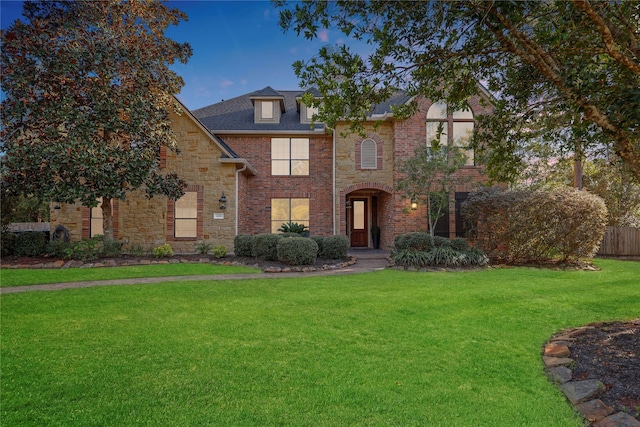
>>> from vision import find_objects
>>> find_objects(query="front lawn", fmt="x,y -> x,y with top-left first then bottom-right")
0,263 -> 260,287
2,259 -> 639,426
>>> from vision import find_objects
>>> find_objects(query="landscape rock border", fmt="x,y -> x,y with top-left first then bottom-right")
0,255 -> 358,273
543,324 -> 640,427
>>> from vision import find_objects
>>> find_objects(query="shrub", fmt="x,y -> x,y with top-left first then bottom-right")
428,246 -> 460,266
450,238 -> 469,252
195,242 -> 214,254
1,232 -> 17,257
279,222 -> 308,234
212,245 -> 227,258
279,232 -> 301,239
463,188 -> 608,263
277,237 -> 318,265
233,234 -> 254,257
101,240 -> 123,258
311,236 -> 324,256
391,245 -> 489,269
153,243 -> 174,258
391,249 -> 429,268
461,247 -> 489,267
14,231 -> 47,257
252,233 -> 282,261
431,236 -> 451,248
394,232 -> 433,251
46,240 -> 74,259
322,235 -> 349,259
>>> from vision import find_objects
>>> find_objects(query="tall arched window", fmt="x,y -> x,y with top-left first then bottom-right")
426,101 -> 475,165
360,138 -> 377,169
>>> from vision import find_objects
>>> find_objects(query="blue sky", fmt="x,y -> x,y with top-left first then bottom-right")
0,0 -> 370,110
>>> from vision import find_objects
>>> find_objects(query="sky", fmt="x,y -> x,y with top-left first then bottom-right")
0,0 -> 370,110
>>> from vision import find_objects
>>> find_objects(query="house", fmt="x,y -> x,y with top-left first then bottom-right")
51,87 -> 493,252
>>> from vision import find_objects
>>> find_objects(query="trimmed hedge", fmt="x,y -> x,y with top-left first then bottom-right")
277,237 -> 318,265
252,233 -> 283,261
234,234 -> 254,257
14,231 -> 47,257
311,236 -> 324,256
322,235 -> 349,259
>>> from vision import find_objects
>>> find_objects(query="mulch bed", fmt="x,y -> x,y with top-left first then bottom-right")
569,319 -> 640,419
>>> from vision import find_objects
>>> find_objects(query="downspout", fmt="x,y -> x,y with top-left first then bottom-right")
332,129 -> 337,235
235,163 -> 248,236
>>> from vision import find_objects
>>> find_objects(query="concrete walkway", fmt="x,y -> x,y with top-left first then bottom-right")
1,250 -> 390,294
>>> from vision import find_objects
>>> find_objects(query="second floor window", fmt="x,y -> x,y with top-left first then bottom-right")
426,101 -> 475,166
271,138 -> 309,176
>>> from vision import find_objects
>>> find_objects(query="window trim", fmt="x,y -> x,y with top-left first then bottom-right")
270,197 -> 310,234
271,137 -> 310,176
426,101 -> 475,166
167,185 -> 204,241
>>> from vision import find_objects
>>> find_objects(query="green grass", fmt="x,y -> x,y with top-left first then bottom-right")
0,263 -> 260,287
2,259 -> 639,426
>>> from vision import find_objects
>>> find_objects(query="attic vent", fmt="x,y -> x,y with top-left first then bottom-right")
361,139 -> 377,169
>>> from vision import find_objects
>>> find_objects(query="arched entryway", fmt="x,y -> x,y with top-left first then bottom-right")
340,183 -> 394,249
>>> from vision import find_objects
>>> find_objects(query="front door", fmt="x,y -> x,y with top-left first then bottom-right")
350,199 -> 368,247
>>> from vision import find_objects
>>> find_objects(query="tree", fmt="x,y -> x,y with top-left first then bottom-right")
1,0 -> 192,241
396,140 -> 469,238
278,1 -> 640,181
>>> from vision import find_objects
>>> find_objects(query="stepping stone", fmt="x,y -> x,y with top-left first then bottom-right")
547,366 -> 572,384
576,399 -> 614,423
560,379 -> 603,404
545,342 -> 571,358
596,412 -> 640,427
543,356 -> 574,367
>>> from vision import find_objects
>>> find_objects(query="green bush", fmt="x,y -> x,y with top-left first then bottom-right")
311,236 -> 324,256
391,245 -> 489,269
463,188 -> 608,262
14,231 -> 47,257
252,233 -> 282,261
391,249 -> 429,268
279,222 -> 308,234
1,232 -> 17,257
46,240 -> 74,259
277,237 -> 318,265
322,235 -> 349,259
279,232 -> 301,238
394,232 -> 432,251
212,245 -> 227,258
233,234 -> 254,257
101,240 -> 123,258
195,242 -> 213,254
431,236 -> 451,248
428,246 -> 460,266
153,243 -> 173,258
450,238 -> 469,252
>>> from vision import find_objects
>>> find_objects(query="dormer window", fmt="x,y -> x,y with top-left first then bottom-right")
250,87 -> 285,124
261,101 -> 273,119
301,102 -> 319,124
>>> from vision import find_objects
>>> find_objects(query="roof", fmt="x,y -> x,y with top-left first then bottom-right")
193,87 -> 325,133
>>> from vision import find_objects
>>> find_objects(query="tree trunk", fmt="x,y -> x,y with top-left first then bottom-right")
101,197 -> 114,242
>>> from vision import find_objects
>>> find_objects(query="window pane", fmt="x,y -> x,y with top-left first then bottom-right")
175,219 -> 197,237
453,122 -> 474,146
426,122 -> 448,147
290,199 -> 309,222
272,160 -> 290,175
262,101 -> 273,119
175,192 -> 197,218
427,101 -> 447,119
353,201 -> 365,229
91,198 -> 105,237
290,138 -> 309,159
291,160 -> 309,176
453,106 -> 473,119
271,138 -> 290,160
306,105 -> 318,121
271,199 -> 290,222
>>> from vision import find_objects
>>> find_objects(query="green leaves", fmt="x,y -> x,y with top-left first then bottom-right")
1,0 -> 191,218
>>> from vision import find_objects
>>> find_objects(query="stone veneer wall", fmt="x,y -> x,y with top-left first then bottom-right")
50,110 -> 239,254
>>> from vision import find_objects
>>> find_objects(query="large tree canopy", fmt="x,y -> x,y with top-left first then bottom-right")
1,0 -> 192,240
278,0 -> 640,182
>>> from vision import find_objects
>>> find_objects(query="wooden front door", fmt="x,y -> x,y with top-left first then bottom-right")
350,199 -> 368,247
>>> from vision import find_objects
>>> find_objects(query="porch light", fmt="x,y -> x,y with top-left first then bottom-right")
411,199 -> 418,210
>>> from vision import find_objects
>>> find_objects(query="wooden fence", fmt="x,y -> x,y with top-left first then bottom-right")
597,226 -> 640,257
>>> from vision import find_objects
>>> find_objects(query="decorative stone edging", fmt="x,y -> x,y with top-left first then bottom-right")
543,326 -> 640,427
0,256 -> 358,273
